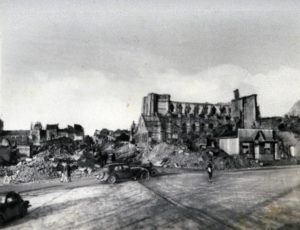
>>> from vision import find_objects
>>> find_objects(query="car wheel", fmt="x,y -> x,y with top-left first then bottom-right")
107,175 -> 116,184
139,171 -> 150,181
150,169 -> 158,177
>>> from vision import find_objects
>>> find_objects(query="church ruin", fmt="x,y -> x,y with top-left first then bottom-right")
134,89 -> 260,146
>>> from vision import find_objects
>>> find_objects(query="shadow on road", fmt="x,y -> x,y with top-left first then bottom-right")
4,196 -> 97,229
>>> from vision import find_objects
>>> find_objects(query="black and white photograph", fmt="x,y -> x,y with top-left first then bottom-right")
1,0 -> 300,229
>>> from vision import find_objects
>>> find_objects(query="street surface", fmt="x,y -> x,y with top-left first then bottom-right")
1,166 -> 300,229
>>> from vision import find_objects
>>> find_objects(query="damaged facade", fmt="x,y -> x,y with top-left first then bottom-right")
0,130 -> 31,157
134,90 -> 259,146
31,123 -> 85,145
0,120 -> 85,163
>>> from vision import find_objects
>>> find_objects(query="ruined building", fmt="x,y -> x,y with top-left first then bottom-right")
231,89 -> 260,129
31,123 -> 85,145
134,90 -> 260,146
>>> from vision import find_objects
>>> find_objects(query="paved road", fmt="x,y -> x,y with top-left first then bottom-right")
2,166 -> 300,229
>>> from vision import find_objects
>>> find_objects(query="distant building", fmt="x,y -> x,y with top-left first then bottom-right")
0,130 -> 31,157
219,129 -> 279,161
30,122 -> 85,145
0,120 -> 85,158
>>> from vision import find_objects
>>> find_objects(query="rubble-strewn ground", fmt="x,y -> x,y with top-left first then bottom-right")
1,140 -> 299,185
1,165 -> 300,229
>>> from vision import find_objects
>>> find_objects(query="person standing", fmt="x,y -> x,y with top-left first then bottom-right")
66,162 -> 71,182
60,162 -> 66,183
103,152 -> 108,166
206,159 -> 213,182
111,152 -> 116,162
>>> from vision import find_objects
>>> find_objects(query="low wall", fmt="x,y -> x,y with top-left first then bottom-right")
219,138 -> 239,155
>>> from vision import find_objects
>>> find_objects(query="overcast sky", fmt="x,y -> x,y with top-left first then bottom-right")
1,0 -> 300,134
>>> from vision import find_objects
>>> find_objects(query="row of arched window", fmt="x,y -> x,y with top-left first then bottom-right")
169,103 -> 231,116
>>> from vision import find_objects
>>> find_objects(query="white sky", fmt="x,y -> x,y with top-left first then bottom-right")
1,0 -> 300,134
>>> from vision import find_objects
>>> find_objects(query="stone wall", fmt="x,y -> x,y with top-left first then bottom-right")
243,95 -> 258,128
142,93 -> 171,116
231,93 -> 258,129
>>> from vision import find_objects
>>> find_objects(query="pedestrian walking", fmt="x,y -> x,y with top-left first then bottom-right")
103,152 -> 108,166
60,162 -> 67,183
66,162 -> 71,182
206,159 -> 213,182
111,152 -> 116,162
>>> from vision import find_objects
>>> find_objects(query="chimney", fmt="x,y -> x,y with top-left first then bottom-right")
234,89 -> 240,100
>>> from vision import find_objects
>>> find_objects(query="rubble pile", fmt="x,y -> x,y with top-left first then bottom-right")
142,143 -> 259,170
114,143 -> 140,163
0,140 -> 89,184
75,149 -> 100,171
0,132 -> 134,184
2,149 -> 68,184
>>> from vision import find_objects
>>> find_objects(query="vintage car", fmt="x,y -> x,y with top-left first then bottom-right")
97,163 -> 150,184
0,191 -> 31,226
131,161 -> 159,177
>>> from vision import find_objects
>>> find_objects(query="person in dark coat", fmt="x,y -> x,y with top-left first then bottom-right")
148,160 -> 153,168
206,159 -> 213,182
96,151 -> 103,167
111,153 -> 116,162
102,152 -> 108,166
66,163 -> 71,182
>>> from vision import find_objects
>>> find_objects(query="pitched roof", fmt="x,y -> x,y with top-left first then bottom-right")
238,129 -> 275,142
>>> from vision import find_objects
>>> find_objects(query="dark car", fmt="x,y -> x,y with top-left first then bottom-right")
97,163 -> 150,184
0,191 -> 31,226
131,161 -> 159,177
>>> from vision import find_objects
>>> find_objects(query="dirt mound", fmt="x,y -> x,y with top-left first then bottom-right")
142,143 -> 259,170
1,141 -> 90,184
142,143 -> 207,169
2,156 -> 60,184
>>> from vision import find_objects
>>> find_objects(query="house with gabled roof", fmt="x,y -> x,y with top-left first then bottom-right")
219,128 -> 279,161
